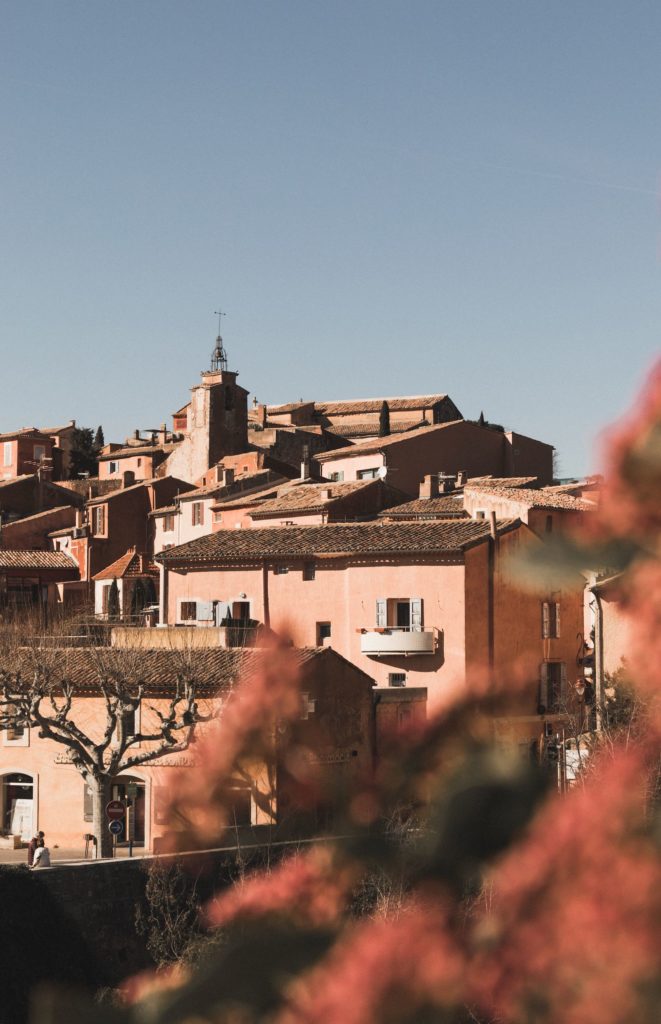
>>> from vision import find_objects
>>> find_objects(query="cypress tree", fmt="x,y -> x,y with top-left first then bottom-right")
378,400 -> 391,437
107,578 -> 120,620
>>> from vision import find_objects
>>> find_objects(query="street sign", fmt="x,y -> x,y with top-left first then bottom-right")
108,819 -> 124,836
106,800 -> 125,821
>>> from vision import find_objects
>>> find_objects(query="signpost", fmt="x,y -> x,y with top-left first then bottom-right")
106,800 -> 125,821
106,800 -> 126,857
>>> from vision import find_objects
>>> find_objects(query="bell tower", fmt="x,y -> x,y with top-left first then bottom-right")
167,314 -> 249,482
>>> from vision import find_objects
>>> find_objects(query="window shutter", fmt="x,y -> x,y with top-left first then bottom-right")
554,602 -> 561,638
376,599 -> 387,627
214,601 -> 230,626
539,663 -> 549,711
197,600 -> 213,621
560,662 -> 567,703
83,783 -> 94,822
542,602 -> 550,639
410,598 -> 423,631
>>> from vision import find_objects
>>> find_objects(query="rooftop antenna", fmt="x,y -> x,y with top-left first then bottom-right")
211,309 -> 228,372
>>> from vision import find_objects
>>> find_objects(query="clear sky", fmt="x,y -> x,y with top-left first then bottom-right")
1,2 -> 659,476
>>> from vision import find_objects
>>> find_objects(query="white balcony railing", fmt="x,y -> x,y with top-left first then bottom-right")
359,627 -> 436,657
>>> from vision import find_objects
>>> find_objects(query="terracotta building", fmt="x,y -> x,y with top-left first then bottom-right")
0,429 -> 55,481
0,646 -> 378,853
156,518 -> 585,743
314,420 -> 554,495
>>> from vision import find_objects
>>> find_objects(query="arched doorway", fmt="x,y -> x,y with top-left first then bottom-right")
2,773 -> 34,841
112,775 -> 147,847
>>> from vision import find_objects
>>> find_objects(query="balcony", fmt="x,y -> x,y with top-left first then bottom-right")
359,627 -> 436,657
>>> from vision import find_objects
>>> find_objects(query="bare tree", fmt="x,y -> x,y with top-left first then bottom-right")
0,617 -> 211,857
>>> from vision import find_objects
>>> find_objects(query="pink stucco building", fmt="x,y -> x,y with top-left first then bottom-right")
156,519 -> 585,743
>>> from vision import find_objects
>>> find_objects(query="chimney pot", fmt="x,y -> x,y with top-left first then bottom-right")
456,470 -> 467,487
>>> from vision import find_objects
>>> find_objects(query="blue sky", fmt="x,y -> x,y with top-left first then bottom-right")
1,2 -> 659,476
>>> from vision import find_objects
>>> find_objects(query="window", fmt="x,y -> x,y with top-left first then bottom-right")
475,509 -> 487,520
163,512 -> 176,532
303,562 -> 316,581
109,461 -> 118,474
376,598 -> 423,630
329,471 -> 344,482
316,622 -> 331,645
540,662 -> 567,713
542,601 -> 561,639
357,467 -> 379,480
180,601 -> 197,621
93,505 -> 106,536
101,584 -> 111,615
274,565 -> 289,575
300,692 -> 316,719
191,502 -> 205,527
137,458 -> 142,468
3,442 -> 12,467
213,511 -> 223,523
389,673 -> 407,688
33,445 -> 46,463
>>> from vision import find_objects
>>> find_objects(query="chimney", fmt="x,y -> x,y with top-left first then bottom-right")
456,470 -> 467,487
134,429 -> 140,440
158,422 -> 167,444
321,488 -> 331,500
419,474 -> 439,499
123,470 -> 135,488
489,510 -> 497,540
257,403 -> 267,427
301,444 -> 311,480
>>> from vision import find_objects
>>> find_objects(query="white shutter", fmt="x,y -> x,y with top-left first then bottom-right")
540,663 -> 549,711
214,601 -> 230,626
554,602 -> 561,638
410,598 -> 423,631
376,599 -> 387,627
542,602 -> 550,639
197,600 -> 213,621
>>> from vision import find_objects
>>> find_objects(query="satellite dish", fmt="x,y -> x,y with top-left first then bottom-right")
377,466 -> 388,479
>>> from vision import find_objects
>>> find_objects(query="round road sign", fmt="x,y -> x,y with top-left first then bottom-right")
108,819 -> 124,836
106,800 -> 125,821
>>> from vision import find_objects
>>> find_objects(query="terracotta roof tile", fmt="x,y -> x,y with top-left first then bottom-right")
378,496 -> 468,519
157,519 -> 520,566
93,550 -> 159,581
0,550 -> 79,572
467,476 -> 539,488
325,419 -> 429,438
9,646 -> 353,696
249,480 -> 378,517
314,395 -> 449,416
464,484 -> 593,511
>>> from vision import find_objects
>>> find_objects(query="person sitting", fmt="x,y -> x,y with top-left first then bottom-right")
31,838 -> 51,869
27,831 -> 45,866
